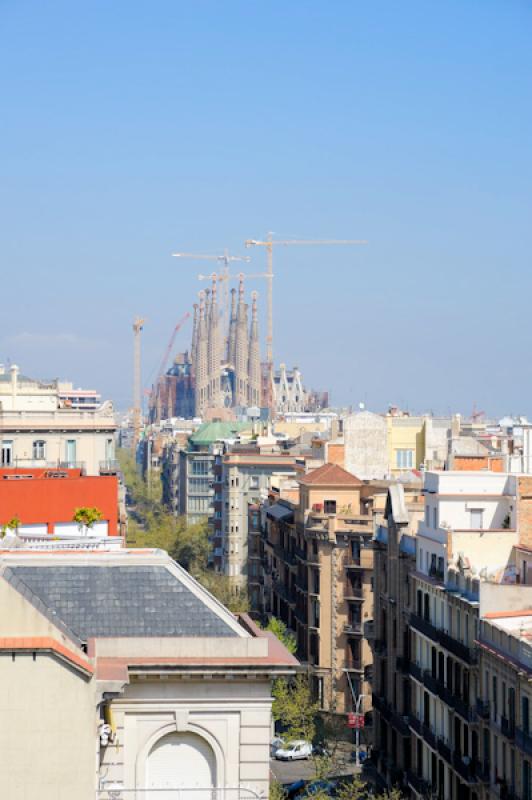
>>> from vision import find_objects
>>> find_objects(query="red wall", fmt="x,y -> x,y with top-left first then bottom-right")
0,469 -> 119,535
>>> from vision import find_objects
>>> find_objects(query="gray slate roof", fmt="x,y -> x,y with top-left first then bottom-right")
3,564 -> 238,641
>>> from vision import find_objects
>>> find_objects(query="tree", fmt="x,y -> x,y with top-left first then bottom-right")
272,675 -> 318,742
263,617 -> 297,654
73,506 -> 102,532
2,516 -> 20,534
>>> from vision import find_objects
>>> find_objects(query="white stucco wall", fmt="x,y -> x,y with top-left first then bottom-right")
344,412 -> 388,480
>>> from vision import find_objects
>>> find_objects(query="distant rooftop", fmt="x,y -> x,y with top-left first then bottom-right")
189,421 -> 252,447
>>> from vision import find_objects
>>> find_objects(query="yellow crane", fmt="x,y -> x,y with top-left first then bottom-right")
132,316 -> 146,448
244,234 -> 368,409
172,249 -> 251,331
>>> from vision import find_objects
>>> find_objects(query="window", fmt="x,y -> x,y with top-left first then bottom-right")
32,440 -> 46,460
1,440 -> 13,466
396,449 -> 414,468
470,508 -> 484,529
249,475 -> 259,489
65,439 -> 76,466
432,507 -> 438,529
425,505 -> 430,526
324,500 -> 336,514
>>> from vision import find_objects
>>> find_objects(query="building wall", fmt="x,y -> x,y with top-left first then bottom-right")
344,412 -> 388,480
100,677 -> 273,798
0,469 -> 119,535
0,419 -> 116,476
0,652 -> 96,800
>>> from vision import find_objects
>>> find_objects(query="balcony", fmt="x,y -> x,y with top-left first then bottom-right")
439,630 -> 477,665
372,694 -> 410,737
344,621 -> 363,636
344,657 -> 363,672
437,738 -> 452,764
373,639 -> 387,656
396,655 -> 410,673
476,699 -> 490,720
410,613 -> 440,644
451,752 -> 488,784
410,614 -> 478,665
516,727 -> 532,756
406,771 -> 432,797
99,459 -> 119,474
410,715 -> 437,751
501,716 -> 516,740
273,581 -> 296,606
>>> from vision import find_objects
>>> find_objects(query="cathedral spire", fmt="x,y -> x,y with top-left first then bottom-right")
248,290 -> 261,407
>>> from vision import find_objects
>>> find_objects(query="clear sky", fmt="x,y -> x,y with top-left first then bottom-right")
1,0 -> 531,416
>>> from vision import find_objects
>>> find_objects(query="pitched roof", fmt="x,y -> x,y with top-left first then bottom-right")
299,462 -> 362,487
2,561 -> 241,642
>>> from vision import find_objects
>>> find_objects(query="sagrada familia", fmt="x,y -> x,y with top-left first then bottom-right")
191,276 -> 261,416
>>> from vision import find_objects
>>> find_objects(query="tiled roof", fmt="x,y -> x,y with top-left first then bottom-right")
3,564 -> 239,642
299,462 -> 362,486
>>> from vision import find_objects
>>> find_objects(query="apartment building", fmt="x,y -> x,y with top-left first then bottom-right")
370,479 -> 425,786
0,365 -> 116,476
477,611 -> 532,800
407,471 -> 521,800
263,463 -> 386,720
167,421 -> 251,524
220,444 -> 298,582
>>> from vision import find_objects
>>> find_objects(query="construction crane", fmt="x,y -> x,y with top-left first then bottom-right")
172,249 -> 251,331
244,234 -> 368,407
149,312 -> 191,414
132,316 -> 146,448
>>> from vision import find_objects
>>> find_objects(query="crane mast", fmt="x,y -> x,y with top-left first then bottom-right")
132,316 -> 146,448
244,234 -> 368,411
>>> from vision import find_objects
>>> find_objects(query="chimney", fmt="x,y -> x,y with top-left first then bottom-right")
10,364 -> 18,399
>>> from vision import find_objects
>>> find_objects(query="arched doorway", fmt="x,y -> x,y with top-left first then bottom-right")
146,731 -> 216,800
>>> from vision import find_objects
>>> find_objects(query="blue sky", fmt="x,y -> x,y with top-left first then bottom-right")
1,0 -> 531,415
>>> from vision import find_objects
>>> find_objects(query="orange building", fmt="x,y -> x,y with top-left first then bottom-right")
0,468 -> 119,537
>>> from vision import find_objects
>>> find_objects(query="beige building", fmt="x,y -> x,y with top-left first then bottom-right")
0,364 -> 117,475
0,547 -> 297,800
221,442 -> 298,583
370,479 -> 425,786
263,462 -> 385,721
478,610 -> 532,800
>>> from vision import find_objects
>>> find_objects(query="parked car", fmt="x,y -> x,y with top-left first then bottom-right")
275,740 -> 313,761
270,737 -> 285,757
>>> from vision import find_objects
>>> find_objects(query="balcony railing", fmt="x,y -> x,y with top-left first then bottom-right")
406,771 -> 432,797
501,716 -> 516,740
439,630 -> 478,665
410,614 -> 478,664
476,699 -> 490,720
344,621 -> 363,636
516,727 -> 532,756
410,613 -> 440,643
99,459 -> 119,474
